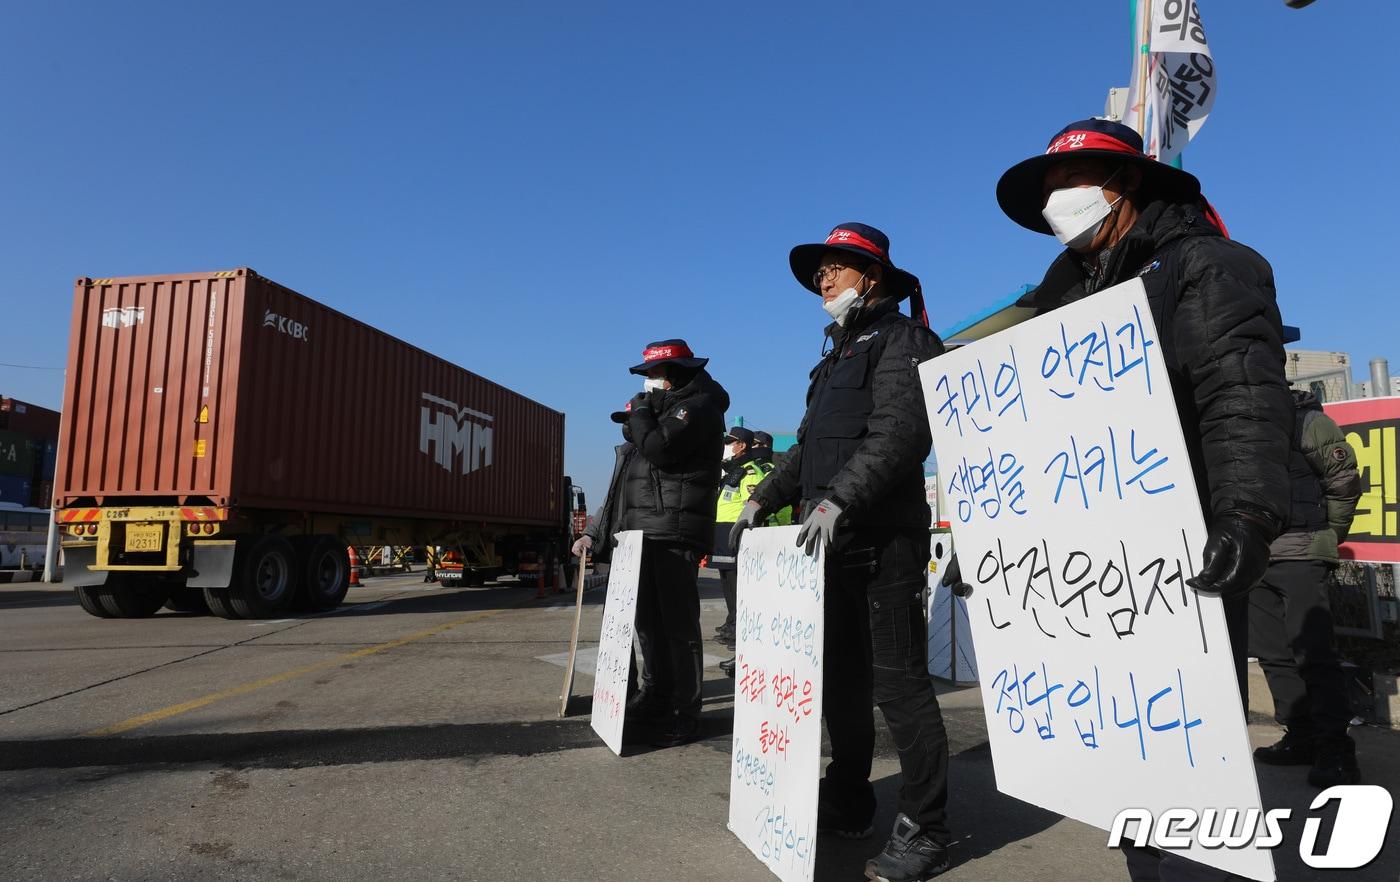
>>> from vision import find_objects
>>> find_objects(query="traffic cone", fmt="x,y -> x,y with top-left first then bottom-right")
347,546 -> 362,587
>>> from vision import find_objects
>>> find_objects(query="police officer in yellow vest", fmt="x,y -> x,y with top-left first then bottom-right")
710,427 -> 766,651
750,431 -> 793,526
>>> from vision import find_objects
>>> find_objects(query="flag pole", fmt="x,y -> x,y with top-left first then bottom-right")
1132,0 -> 1153,140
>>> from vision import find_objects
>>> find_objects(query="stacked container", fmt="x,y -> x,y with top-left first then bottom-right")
0,397 -> 61,509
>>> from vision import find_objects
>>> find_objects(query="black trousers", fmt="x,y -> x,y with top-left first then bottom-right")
823,527 -> 950,844
720,569 -> 737,629
633,539 -> 703,720
1248,558 -> 1351,742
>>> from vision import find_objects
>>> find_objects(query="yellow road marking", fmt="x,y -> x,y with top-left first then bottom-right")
85,607 -> 505,737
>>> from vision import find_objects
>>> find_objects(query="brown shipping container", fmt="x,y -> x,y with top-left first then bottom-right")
0,397 -> 62,439
56,269 -> 563,527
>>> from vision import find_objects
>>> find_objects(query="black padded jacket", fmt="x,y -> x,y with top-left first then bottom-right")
1022,200 -> 1293,528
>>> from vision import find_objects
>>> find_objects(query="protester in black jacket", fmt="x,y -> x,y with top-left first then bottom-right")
734,223 -> 952,882
618,339 -> 728,748
995,117 -> 1294,882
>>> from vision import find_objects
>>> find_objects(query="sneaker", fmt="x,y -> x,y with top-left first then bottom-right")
712,624 -> 735,644
818,778 -> 876,840
864,814 -> 951,882
651,714 -> 700,748
1307,739 -> 1361,788
1254,729 -> 1315,766
719,657 -> 736,678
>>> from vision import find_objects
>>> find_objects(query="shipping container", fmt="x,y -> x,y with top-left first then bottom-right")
0,475 -> 33,507
39,439 -> 57,480
0,430 -> 35,478
57,269 -> 580,620
0,397 -> 62,439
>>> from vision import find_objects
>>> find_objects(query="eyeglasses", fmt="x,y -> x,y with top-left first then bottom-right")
812,264 -> 853,289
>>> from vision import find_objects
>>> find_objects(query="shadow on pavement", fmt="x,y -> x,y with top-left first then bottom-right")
0,719 -> 601,773
0,588 -> 76,610
1254,755 -> 1400,882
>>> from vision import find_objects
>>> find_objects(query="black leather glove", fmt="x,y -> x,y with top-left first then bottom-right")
940,552 -> 973,598
1185,510 -> 1278,599
629,392 -> 654,415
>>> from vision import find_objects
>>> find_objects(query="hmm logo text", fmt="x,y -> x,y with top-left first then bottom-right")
1108,786 -> 1392,870
102,307 -> 145,329
419,393 -> 493,475
262,309 -> 310,342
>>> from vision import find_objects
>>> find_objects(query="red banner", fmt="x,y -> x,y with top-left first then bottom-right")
1323,397 -> 1400,564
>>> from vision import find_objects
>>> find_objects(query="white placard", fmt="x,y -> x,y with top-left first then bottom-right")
728,526 -> 824,882
590,530 -> 643,755
918,279 -> 1272,881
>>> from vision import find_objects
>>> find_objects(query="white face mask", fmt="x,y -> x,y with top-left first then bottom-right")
642,377 -> 668,393
1041,168 -> 1125,249
820,267 -> 871,327
722,445 -> 736,462
822,287 -> 862,326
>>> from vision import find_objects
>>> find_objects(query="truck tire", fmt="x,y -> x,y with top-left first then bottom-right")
75,585 -> 115,618
203,587 -> 240,619
227,534 -> 298,619
165,591 -> 210,614
298,536 -> 350,611
97,575 -> 168,618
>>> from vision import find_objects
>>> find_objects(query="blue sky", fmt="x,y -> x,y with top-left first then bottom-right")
1,2 -> 1393,504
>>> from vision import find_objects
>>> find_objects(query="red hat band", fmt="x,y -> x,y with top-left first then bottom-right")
825,228 -> 889,262
1045,130 -> 1155,160
642,343 -> 694,363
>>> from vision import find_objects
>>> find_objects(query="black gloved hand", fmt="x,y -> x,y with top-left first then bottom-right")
629,392 -> 654,415
940,552 -> 973,597
1185,510 -> 1278,599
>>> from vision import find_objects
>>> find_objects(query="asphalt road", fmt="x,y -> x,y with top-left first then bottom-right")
0,572 -> 1396,882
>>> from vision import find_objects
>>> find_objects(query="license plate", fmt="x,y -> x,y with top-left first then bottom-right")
124,523 -> 164,553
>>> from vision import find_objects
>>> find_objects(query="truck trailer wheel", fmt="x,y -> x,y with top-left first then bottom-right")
297,536 -> 350,611
228,534 -> 298,618
203,587 -> 240,619
74,585 -> 115,618
97,575 -> 169,618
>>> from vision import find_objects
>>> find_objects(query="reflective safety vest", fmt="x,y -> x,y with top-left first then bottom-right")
716,460 -> 792,526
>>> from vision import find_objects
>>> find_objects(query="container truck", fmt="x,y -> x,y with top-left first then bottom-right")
55,269 -> 580,619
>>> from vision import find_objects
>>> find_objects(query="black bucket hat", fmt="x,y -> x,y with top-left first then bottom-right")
724,426 -> 754,446
789,222 -> 920,301
628,339 -> 709,376
996,118 -> 1202,235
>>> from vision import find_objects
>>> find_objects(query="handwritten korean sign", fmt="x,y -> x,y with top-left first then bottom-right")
728,525 -> 824,882
589,530 -> 642,755
919,279 -> 1272,882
